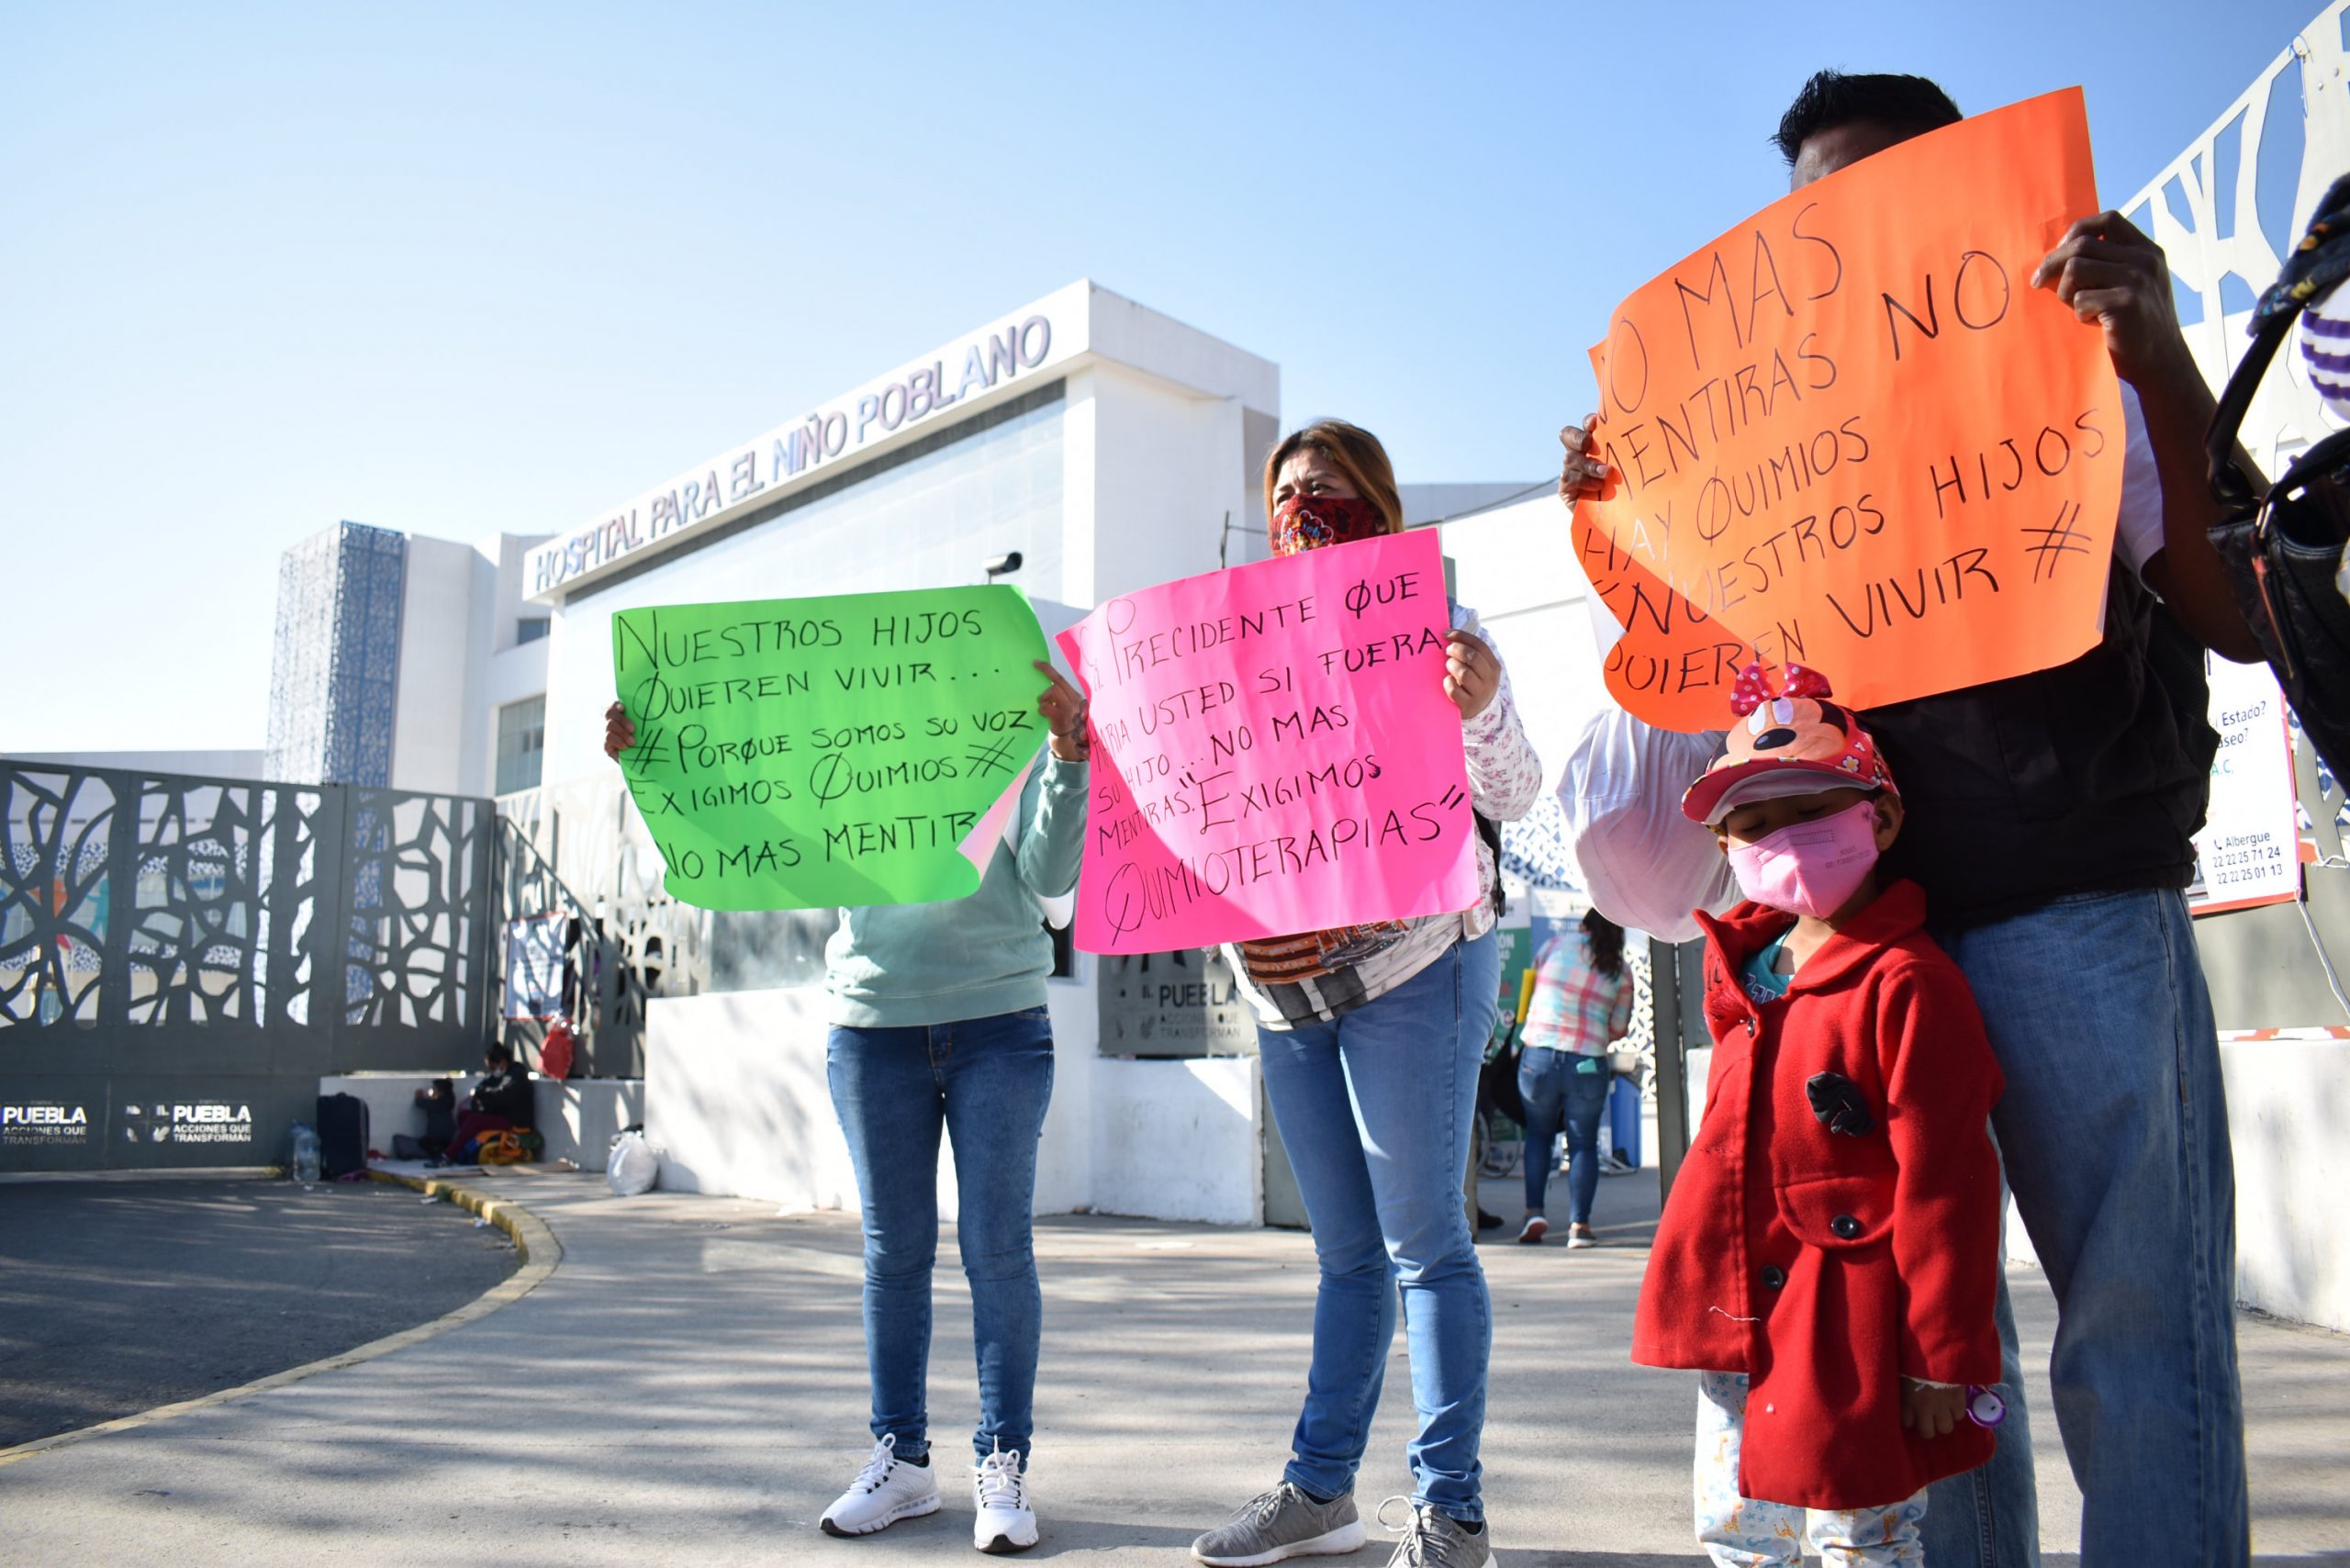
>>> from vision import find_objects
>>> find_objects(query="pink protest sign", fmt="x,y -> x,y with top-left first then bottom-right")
1057,530 -> 1480,954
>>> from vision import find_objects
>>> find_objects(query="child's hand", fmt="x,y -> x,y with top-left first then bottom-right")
1900,1380 -> 1967,1438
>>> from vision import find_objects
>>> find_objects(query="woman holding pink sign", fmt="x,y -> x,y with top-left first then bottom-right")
1191,420 -> 1542,1568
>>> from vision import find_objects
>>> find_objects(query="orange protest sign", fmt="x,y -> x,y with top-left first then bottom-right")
1571,89 -> 2122,731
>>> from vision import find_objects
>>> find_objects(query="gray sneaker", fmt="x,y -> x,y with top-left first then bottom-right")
1376,1498 -> 1491,1567
1192,1482 -> 1366,1566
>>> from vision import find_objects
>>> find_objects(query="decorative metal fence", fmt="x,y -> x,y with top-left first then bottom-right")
494,773 -> 711,1080
1,758 -> 494,1170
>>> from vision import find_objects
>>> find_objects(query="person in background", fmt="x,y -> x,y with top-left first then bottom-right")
428,1042 -> 534,1166
605,657 -> 1085,1559
1560,71 -> 2261,1567
1191,420 -> 1542,1568
1514,910 -> 1633,1248
411,1077 -> 456,1156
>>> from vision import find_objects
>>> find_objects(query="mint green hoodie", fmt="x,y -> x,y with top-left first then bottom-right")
823,756 -> 1090,1027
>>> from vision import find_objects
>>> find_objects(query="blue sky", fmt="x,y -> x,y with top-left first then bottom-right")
0,0 -> 2321,753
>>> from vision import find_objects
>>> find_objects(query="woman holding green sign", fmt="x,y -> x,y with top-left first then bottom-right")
603,655 -> 1088,1557
1191,420 -> 1542,1568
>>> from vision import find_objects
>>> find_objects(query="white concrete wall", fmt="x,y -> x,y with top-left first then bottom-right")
641,973 -> 1263,1226
1061,360 -> 1269,608
317,1072 -> 643,1169
1035,982 -> 1099,1214
1086,1056 -> 1261,1224
644,988 -> 854,1208
352,530 -> 552,800
473,532 -> 551,796
2219,1037 -> 2350,1331
643,985 -> 1102,1217
389,536 -> 485,797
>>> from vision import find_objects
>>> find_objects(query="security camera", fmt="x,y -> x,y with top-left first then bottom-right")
983,552 -> 1024,582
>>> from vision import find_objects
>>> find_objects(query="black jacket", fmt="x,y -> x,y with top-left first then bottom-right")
1866,564 -> 2217,926
471,1068 -> 535,1126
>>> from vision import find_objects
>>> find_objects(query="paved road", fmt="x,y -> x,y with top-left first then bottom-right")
0,1177 -> 517,1449
0,1169 -> 2342,1565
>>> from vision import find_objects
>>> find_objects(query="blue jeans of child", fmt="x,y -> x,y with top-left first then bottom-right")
826,1007 -> 1056,1465
1922,889 -> 2247,1567
1257,931 -> 1501,1523
1516,1047 -> 1611,1223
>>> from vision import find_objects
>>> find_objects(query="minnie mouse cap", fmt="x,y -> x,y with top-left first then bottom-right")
1681,663 -> 1898,826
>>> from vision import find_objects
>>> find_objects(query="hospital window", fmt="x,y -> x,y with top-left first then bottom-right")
495,696 -> 546,795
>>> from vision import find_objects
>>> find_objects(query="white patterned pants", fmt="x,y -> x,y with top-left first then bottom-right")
1695,1372 -> 1928,1565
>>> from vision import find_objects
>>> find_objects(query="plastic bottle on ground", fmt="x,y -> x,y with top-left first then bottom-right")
288,1123 -> 322,1184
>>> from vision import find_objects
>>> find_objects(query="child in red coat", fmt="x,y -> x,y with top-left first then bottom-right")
1632,665 -> 2006,1565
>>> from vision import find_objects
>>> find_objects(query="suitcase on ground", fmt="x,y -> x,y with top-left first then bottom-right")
316,1092 -> 370,1178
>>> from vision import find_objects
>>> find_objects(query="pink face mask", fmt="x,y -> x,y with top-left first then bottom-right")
1724,799 -> 1883,919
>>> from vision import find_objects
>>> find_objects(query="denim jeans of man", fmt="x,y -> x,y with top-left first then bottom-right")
1516,1047 -> 1611,1223
1921,889 -> 2247,1567
826,1007 -> 1056,1465
1257,930 -> 1502,1523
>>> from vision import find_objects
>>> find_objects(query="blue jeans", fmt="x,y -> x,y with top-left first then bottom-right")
826,1007 -> 1056,1464
1517,1047 -> 1611,1222
1923,889 -> 2247,1567
1257,931 -> 1501,1523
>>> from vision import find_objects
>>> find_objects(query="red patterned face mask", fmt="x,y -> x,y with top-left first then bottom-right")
1270,493 -> 1387,555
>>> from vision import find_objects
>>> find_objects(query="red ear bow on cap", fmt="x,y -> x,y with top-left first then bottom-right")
1727,661 -> 1835,718
1781,664 -> 1831,700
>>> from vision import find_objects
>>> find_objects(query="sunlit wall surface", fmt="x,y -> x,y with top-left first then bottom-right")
572,389 -> 1064,613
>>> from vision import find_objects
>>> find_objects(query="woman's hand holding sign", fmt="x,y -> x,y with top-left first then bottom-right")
604,700 -> 635,760
1035,660 -> 1090,762
1444,632 -> 1500,722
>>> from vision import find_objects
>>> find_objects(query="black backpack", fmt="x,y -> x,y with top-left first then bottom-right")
2206,173 -> 2350,784
315,1092 -> 370,1179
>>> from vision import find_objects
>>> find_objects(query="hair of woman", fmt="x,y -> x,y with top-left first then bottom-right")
1582,908 -> 1626,980
1261,419 -> 1405,535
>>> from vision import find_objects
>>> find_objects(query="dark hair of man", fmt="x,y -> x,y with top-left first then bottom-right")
1582,909 -> 1627,980
486,1042 -> 515,1067
1772,70 -> 1962,166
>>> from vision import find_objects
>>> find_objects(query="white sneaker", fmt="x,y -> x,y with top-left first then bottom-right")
1516,1214 -> 1548,1245
973,1444 -> 1038,1554
820,1435 -> 942,1538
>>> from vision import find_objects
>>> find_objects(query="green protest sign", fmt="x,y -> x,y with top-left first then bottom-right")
611,587 -> 1051,911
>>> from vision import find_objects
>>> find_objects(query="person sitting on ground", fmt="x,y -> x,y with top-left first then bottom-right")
397,1077 -> 458,1161
1636,663 -> 2004,1565
431,1044 -> 534,1166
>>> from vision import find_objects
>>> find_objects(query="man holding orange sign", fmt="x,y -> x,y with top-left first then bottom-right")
1561,74 -> 2256,1568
